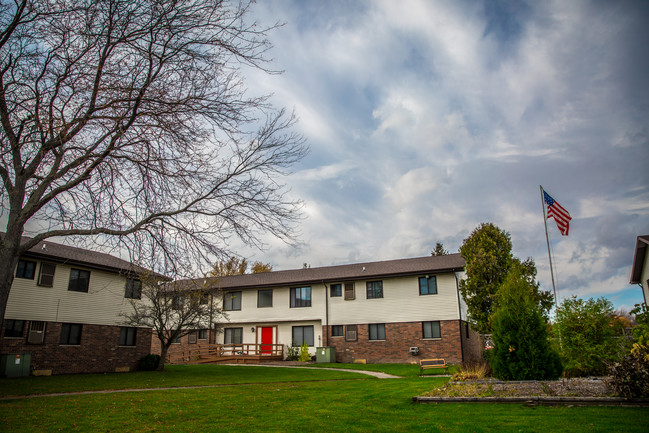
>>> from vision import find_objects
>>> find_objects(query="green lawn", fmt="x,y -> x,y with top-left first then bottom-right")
1,364 -> 648,432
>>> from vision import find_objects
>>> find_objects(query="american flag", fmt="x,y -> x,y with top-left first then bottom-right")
543,190 -> 572,236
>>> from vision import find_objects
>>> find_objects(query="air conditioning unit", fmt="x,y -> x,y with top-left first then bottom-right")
409,346 -> 419,355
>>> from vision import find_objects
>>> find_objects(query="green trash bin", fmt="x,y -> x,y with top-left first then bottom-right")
316,347 -> 336,363
0,353 -> 31,377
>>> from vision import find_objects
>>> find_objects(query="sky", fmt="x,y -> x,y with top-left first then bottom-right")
232,0 -> 649,311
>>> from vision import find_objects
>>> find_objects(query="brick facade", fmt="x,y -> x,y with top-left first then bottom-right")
323,320 -> 481,364
1,320 -> 152,375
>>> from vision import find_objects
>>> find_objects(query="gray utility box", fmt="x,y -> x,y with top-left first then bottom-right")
316,347 -> 336,363
0,353 -> 31,377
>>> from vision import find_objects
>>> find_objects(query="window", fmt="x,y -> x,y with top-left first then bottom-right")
119,327 -> 137,346
224,327 -> 243,344
172,333 -> 182,344
292,325 -> 314,346
344,283 -> 355,300
16,260 -> 36,279
331,325 -> 344,337
422,321 -> 441,339
38,263 -> 56,287
60,323 -> 82,345
198,329 -> 208,340
330,283 -> 342,297
345,325 -> 357,341
171,295 -> 184,310
68,268 -> 90,292
4,319 -> 24,338
125,278 -> 142,299
224,291 -> 241,311
369,323 -> 386,340
257,289 -> 273,308
366,281 -> 383,299
290,286 -> 311,308
419,276 -> 437,295
188,332 -> 197,344
27,321 -> 46,344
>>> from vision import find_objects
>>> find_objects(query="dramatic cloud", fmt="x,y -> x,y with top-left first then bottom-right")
238,0 -> 649,310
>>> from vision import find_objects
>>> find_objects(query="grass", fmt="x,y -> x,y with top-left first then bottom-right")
1,364 -> 648,432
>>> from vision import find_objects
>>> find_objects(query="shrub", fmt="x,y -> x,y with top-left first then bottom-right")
608,353 -> 649,398
551,296 -> 621,376
452,361 -> 491,381
138,354 -> 161,371
298,343 -> 311,362
286,342 -> 299,361
489,269 -> 563,380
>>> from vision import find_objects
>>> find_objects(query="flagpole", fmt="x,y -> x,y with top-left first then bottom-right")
540,185 -> 558,307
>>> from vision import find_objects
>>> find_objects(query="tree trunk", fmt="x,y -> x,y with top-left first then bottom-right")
0,229 -> 23,330
158,343 -> 169,371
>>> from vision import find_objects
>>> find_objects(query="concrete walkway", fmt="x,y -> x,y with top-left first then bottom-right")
223,363 -> 402,379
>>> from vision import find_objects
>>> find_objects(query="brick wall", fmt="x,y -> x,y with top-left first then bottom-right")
324,320 -> 467,364
1,320 -> 151,375
459,321 -> 484,363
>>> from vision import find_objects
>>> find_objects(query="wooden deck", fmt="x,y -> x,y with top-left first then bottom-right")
166,343 -> 285,365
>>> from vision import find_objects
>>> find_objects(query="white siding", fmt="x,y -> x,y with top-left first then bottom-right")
6,259 -> 138,326
328,274 -> 461,325
220,284 -> 326,324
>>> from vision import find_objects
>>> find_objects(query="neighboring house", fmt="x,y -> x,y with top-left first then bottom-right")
630,235 -> 649,305
1,235 -> 156,375
163,254 -> 482,364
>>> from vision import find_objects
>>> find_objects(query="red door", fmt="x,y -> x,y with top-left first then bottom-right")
261,327 -> 273,355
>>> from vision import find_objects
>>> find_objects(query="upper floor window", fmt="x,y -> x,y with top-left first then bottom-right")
330,283 -> 342,297
419,276 -> 437,295
38,263 -> 56,287
68,269 -> 90,293
125,278 -> 142,299
366,281 -> 383,299
4,319 -> 24,338
224,291 -> 241,311
60,323 -> 82,345
290,286 -> 311,308
368,323 -> 386,340
119,327 -> 137,346
16,260 -> 36,279
422,321 -> 441,339
257,289 -> 273,308
344,283 -> 355,300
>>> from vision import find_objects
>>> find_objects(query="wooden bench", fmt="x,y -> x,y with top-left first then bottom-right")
419,358 -> 448,375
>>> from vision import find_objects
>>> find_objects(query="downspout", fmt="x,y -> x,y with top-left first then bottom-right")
322,280 -> 329,347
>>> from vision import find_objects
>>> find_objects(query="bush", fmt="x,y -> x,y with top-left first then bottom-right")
137,354 -> 161,371
489,269 -> 563,380
298,343 -> 311,362
551,296 -> 621,376
286,342 -> 299,361
452,361 -> 491,381
608,353 -> 649,398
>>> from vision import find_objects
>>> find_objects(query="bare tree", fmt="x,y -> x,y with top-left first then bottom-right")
0,1 -> 306,324
121,275 -> 222,370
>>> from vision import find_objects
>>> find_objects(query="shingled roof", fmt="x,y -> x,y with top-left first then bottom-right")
7,233 -> 160,278
200,253 -> 465,290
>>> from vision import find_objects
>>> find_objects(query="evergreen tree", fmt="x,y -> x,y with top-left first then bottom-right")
490,269 -> 563,380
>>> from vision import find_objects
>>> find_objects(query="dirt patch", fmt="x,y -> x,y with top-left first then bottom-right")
424,377 -> 612,398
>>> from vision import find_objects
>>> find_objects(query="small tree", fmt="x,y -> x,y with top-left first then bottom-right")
552,296 -> 620,376
431,242 -> 449,256
489,269 -> 562,380
250,261 -> 273,273
121,276 -> 223,371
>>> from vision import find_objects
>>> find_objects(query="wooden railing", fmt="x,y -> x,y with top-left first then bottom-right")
167,343 -> 285,364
